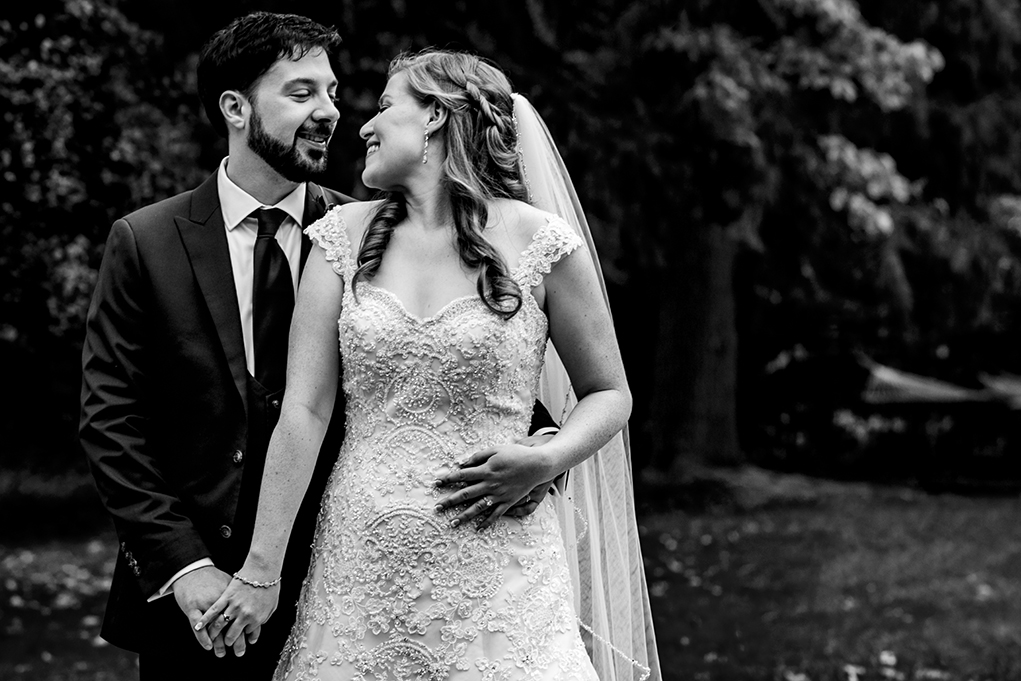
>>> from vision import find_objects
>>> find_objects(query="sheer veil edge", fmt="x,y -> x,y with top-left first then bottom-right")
512,93 -> 662,681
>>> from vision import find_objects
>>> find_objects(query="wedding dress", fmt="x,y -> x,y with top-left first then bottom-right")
274,205 -> 599,681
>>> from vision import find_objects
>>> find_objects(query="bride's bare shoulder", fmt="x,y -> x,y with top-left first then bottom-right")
336,199 -> 386,249
490,198 -> 555,253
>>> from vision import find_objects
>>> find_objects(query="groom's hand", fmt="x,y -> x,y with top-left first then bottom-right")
173,566 -> 237,658
505,432 -> 557,519
195,576 -> 280,650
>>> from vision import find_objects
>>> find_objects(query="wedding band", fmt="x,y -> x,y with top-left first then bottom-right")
481,497 -> 494,508
222,613 -> 233,624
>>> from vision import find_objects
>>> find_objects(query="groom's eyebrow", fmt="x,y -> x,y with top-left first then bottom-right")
283,77 -> 338,90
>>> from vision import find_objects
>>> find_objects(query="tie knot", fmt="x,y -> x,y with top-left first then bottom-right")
255,208 -> 288,238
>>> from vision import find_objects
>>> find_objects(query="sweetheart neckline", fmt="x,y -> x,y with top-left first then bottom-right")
327,211 -> 567,324
356,280 -> 543,325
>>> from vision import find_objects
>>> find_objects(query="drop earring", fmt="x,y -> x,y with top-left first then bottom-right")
422,124 -> 430,164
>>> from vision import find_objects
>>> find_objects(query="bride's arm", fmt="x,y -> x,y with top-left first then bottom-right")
194,244 -> 343,644
434,243 -> 630,527
537,244 -> 632,470
243,245 -> 344,576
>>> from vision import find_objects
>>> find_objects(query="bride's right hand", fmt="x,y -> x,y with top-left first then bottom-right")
194,569 -> 280,651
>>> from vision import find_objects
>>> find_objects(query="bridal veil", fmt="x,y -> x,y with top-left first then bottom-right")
512,93 -> 662,681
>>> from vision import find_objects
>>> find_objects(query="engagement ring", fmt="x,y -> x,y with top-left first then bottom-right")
481,497 -> 494,508
222,613 -> 233,624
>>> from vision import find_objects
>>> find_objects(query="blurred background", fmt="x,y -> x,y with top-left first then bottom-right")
6,0 -> 1021,679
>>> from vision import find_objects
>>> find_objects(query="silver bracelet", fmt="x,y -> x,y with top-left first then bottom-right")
232,571 -> 281,589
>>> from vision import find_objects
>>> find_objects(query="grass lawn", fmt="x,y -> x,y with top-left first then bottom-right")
4,467 -> 1021,680
640,468 -> 1021,680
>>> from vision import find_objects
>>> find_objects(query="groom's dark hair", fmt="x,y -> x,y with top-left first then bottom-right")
198,12 -> 342,138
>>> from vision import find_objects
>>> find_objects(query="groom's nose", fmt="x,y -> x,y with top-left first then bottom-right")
313,96 -> 340,124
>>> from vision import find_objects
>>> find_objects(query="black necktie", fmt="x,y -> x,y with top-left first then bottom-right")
252,208 -> 294,390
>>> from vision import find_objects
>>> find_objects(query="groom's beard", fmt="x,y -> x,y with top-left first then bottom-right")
248,107 -> 332,183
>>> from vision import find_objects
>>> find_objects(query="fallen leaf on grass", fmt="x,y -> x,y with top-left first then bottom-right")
844,664 -> 865,681
5,616 -> 24,635
53,591 -> 81,609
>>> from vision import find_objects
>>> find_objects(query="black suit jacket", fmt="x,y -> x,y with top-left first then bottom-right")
79,171 -> 354,652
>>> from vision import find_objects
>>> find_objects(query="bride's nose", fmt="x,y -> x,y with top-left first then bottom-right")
359,118 -> 375,139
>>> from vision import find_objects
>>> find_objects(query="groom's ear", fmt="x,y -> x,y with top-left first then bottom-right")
219,90 -> 249,133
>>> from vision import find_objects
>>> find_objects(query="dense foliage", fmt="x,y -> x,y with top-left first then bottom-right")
5,0 -> 1021,482
0,1 -> 207,467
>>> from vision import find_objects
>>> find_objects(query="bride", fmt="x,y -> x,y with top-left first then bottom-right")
197,49 -> 660,680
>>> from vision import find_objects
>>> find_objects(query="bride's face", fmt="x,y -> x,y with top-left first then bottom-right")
359,71 -> 432,191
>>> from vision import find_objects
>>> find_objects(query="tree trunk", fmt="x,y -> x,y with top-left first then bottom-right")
649,223 -> 742,476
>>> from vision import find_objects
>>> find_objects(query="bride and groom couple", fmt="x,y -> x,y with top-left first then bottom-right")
80,10 -> 659,681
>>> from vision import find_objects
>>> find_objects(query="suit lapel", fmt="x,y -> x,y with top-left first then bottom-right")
175,173 -> 249,416
300,183 -> 329,273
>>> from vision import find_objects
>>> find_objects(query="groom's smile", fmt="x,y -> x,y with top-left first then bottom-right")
295,125 -> 333,152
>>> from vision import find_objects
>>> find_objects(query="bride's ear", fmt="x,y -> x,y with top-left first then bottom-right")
426,102 -> 447,134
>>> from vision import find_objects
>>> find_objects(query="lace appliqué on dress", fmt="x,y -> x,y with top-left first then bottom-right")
513,215 -> 582,291
277,209 -> 595,681
305,206 -> 355,282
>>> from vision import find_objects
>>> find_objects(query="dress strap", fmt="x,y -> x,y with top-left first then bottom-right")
513,214 -> 584,290
304,205 -> 354,282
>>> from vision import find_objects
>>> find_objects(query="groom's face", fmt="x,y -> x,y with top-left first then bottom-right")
245,48 -> 339,182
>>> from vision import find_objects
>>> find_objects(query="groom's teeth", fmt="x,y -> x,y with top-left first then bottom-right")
299,132 -> 328,144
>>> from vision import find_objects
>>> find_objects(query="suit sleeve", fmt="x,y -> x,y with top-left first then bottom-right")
528,399 -> 558,435
80,219 -> 210,597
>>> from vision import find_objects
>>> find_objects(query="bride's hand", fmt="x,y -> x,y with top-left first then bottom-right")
194,571 -> 280,649
433,443 -> 557,529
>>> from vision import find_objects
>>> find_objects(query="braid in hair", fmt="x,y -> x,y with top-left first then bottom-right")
354,49 -> 532,319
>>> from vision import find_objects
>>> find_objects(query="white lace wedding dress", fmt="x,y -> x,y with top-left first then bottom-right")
274,205 -> 599,681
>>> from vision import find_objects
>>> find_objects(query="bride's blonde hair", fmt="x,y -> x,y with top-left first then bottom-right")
354,49 -> 529,318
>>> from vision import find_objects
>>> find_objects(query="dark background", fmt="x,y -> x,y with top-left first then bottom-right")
6,0 -> 1021,516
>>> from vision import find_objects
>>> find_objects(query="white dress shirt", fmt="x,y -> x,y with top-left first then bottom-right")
150,158 -> 307,601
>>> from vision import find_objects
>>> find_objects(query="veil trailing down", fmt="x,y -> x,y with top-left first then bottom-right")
512,93 -> 662,681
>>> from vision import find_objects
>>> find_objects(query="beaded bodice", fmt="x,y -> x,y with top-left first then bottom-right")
277,206 -> 594,681
310,207 -> 581,479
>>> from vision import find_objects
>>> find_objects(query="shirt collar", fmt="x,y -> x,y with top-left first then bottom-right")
216,157 -> 307,231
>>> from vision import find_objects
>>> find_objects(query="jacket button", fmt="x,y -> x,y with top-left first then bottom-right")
232,450 -> 244,464
219,525 -> 232,539
270,398 -> 281,410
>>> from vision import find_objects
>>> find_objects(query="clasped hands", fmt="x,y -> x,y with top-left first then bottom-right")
187,432 -> 560,654
172,564 -> 267,659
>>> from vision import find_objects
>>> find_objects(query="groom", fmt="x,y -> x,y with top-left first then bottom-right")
79,12 -> 353,679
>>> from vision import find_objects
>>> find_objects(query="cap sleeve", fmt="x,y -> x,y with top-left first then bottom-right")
513,214 -> 584,289
305,205 -> 354,281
